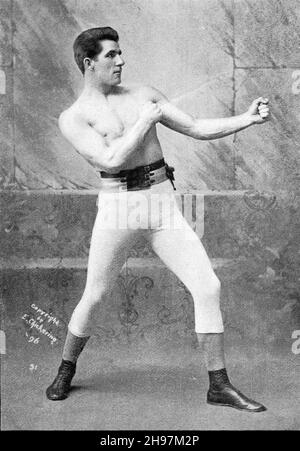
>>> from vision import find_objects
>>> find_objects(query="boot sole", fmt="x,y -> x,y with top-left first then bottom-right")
46,388 -> 70,401
46,395 -> 68,401
207,400 -> 267,413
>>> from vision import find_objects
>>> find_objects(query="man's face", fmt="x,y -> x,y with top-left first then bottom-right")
92,39 -> 125,86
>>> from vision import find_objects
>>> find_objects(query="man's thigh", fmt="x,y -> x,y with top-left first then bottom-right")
146,213 -> 215,286
85,208 -> 142,289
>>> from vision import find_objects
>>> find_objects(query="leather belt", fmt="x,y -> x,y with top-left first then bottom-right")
99,158 -> 176,191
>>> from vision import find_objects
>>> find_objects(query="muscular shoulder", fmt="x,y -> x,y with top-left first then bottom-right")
58,104 -> 86,137
124,83 -> 168,103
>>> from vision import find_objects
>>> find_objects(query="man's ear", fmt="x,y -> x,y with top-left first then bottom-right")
83,57 -> 94,71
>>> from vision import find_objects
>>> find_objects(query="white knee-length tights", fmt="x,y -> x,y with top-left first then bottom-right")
68,179 -> 224,337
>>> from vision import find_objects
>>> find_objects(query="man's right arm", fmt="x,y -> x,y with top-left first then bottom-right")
59,102 -> 161,173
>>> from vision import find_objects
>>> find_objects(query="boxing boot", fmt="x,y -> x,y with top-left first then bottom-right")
207,368 -> 267,413
46,360 -> 76,401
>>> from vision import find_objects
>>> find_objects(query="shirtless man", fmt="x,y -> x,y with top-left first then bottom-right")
46,27 -> 270,412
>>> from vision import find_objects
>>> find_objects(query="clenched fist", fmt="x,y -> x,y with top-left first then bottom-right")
139,101 -> 163,126
246,97 -> 270,124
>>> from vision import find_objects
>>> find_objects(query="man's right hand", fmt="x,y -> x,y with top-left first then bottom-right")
139,101 -> 163,126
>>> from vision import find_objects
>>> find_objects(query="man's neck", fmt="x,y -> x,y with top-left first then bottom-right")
82,76 -> 116,98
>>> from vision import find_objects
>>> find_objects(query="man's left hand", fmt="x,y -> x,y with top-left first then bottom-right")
246,97 -> 270,124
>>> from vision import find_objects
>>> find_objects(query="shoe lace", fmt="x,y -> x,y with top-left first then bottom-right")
55,363 -> 75,385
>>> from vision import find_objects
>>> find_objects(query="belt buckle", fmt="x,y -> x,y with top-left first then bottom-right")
143,165 -> 151,187
127,165 -> 152,189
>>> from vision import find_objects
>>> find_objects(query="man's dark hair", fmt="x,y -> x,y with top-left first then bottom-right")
73,27 -> 119,75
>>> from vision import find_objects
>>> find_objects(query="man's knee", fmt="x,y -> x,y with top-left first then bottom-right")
192,273 -> 223,334
202,273 -> 221,299
83,283 -> 111,306
211,274 -> 221,294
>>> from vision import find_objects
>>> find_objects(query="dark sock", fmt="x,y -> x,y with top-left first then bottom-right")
208,368 -> 231,390
62,330 -> 90,364
60,359 -> 76,369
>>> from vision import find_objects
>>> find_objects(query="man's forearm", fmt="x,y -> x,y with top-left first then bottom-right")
191,113 -> 254,140
104,118 -> 152,171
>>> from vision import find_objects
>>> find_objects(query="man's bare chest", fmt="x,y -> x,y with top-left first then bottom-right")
83,93 -> 140,142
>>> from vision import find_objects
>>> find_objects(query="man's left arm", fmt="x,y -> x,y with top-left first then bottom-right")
146,87 -> 270,140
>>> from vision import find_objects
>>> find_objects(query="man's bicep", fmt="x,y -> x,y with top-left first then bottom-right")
145,85 -> 196,135
159,101 -> 196,136
59,113 -> 109,168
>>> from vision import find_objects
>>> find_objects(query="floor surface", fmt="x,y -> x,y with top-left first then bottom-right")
1,340 -> 299,430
